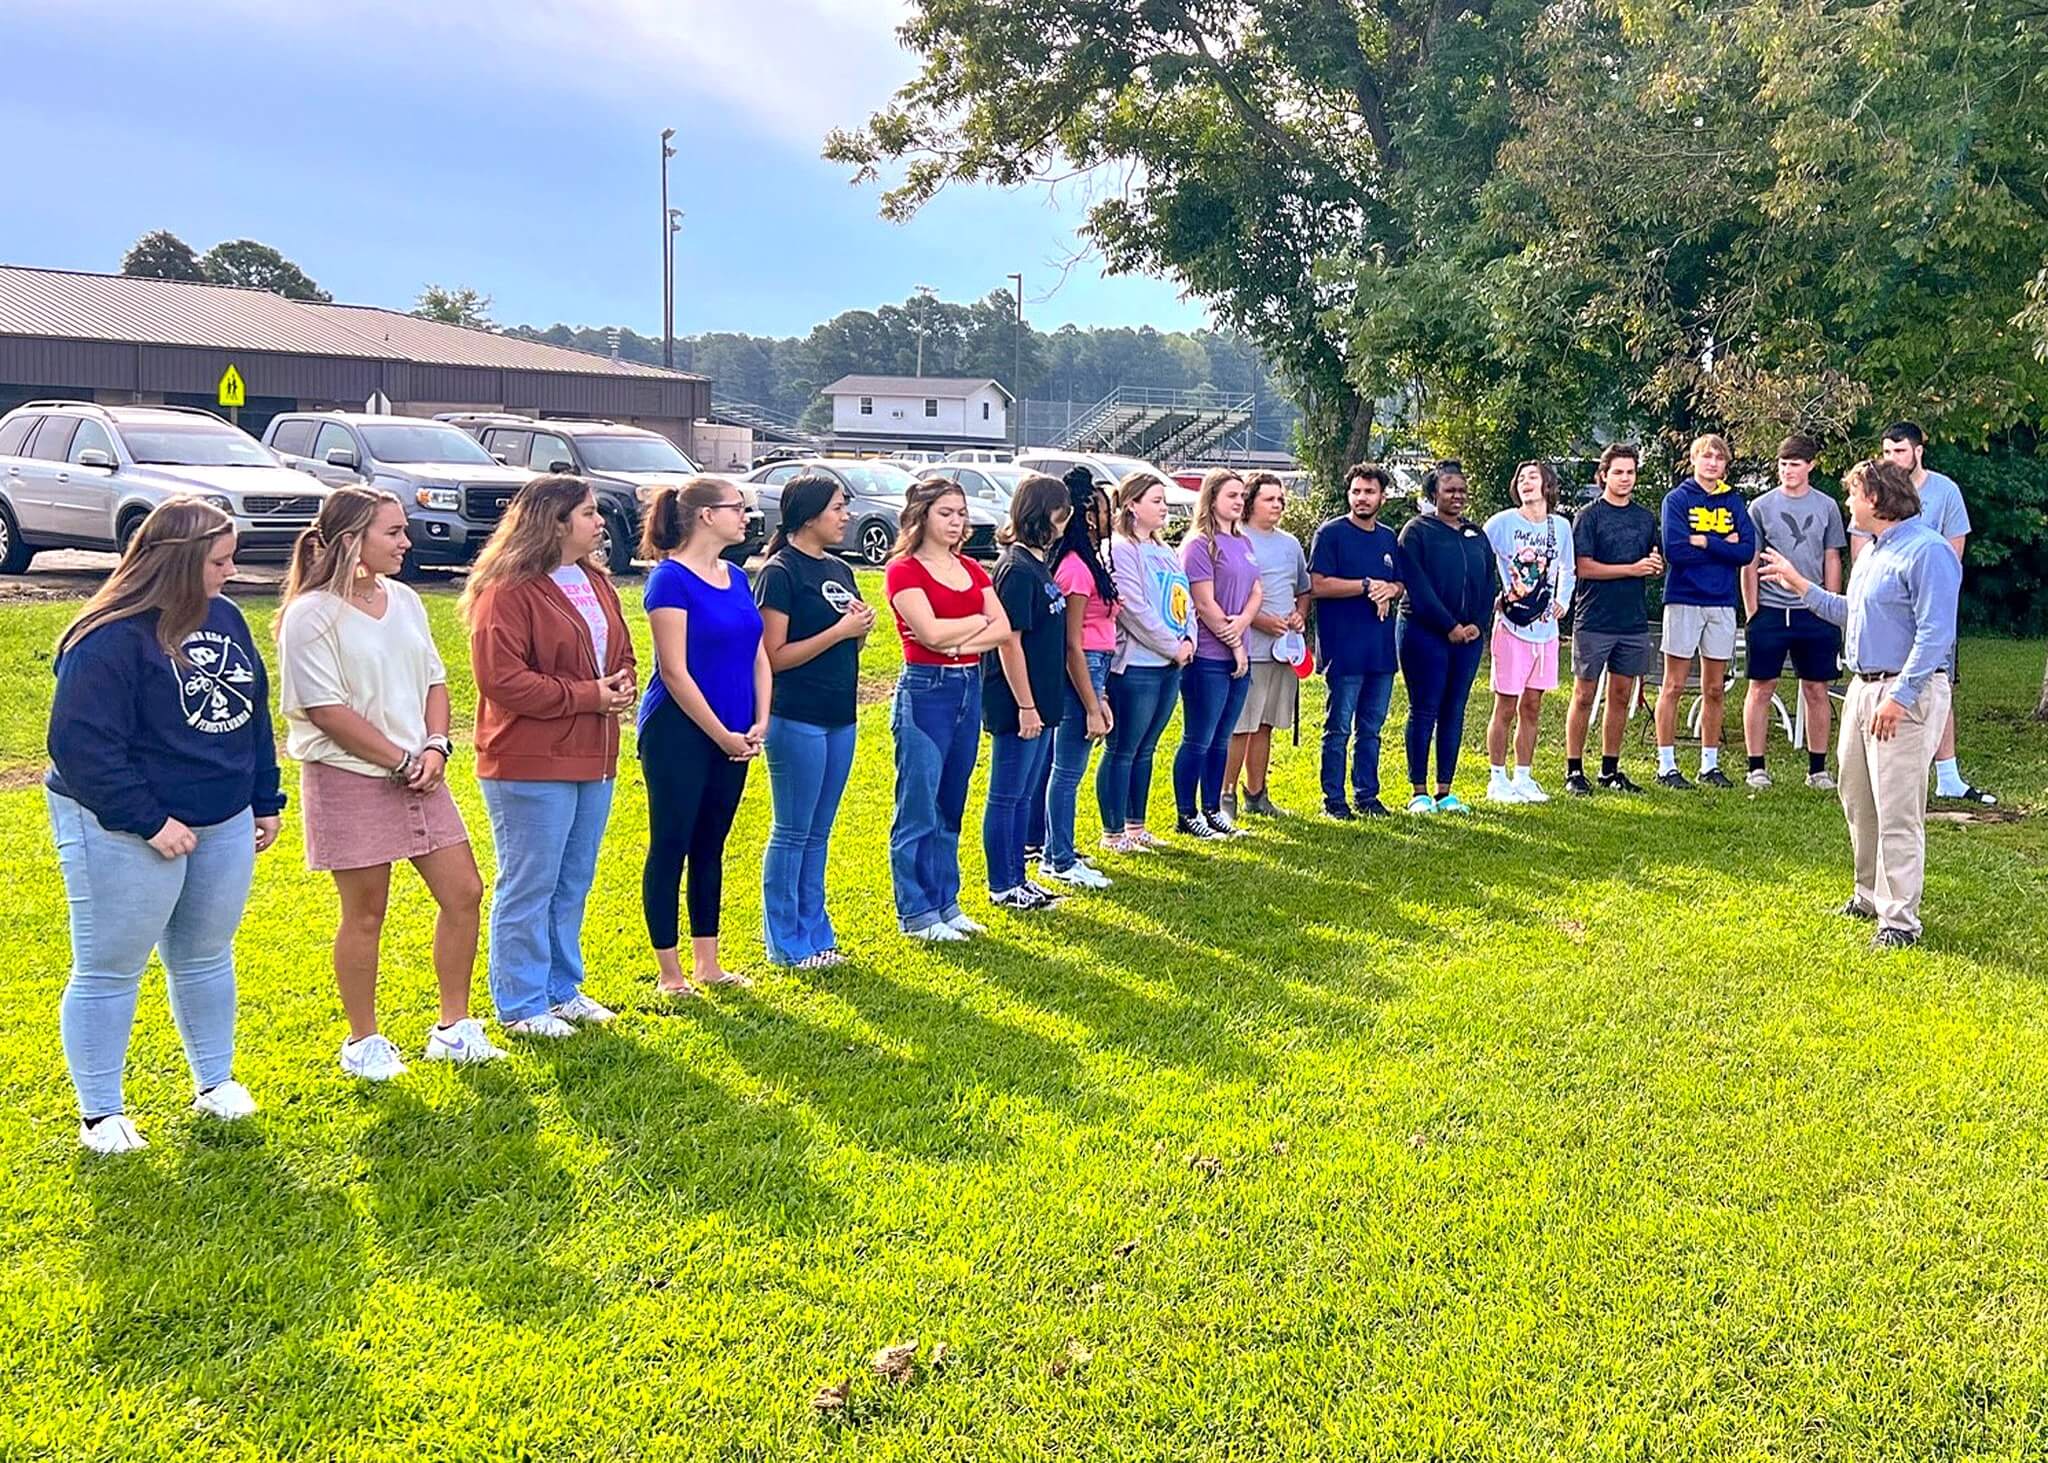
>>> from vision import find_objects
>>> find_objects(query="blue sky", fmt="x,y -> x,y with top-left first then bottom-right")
0,0 -> 1209,339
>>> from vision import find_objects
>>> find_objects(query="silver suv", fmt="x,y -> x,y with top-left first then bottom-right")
0,401 -> 329,571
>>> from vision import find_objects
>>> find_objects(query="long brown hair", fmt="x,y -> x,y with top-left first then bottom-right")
639,476 -> 736,559
890,478 -> 968,560
278,486 -> 407,627
1190,467 -> 1247,555
1112,470 -> 1171,544
56,498 -> 235,664
461,475 -> 599,626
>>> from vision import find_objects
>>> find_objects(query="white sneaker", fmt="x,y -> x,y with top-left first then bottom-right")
1510,772 -> 1550,804
1806,770 -> 1837,791
549,993 -> 616,1026
910,922 -> 967,942
425,1017 -> 510,1062
499,1013 -> 576,1042
1746,768 -> 1774,789
1406,793 -> 1437,814
191,1080 -> 257,1121
1042,859 -> 1112,889
1486,772 -> 1525,804
79,1113 -> 147,1155
339,1033 -> 407,1082
946,912 -> 987,935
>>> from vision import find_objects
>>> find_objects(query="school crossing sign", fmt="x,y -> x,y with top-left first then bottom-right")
217,364 -> 246,409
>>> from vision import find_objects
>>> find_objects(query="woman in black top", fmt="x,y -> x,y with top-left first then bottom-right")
756,473 -> 876,968
981,475 -> 1073,911
1395,461 -> 1496,812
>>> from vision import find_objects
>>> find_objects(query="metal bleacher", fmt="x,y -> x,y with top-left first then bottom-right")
708,398 -> 819,447
1050,386 -> 1254,462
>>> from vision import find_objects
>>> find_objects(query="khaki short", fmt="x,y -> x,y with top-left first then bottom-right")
1234,659 -> 1299,733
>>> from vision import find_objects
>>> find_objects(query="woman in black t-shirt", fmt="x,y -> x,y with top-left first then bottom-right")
981,475 -> 1074,911
755,473 -> 876,968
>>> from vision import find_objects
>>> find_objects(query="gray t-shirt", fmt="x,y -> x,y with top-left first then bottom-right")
1243,526 -> 1309,660
1751,487 -> 1848,610
1850,469 -> 1970,544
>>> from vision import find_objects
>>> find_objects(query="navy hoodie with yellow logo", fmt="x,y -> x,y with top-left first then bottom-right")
1660,478 -> 1756,608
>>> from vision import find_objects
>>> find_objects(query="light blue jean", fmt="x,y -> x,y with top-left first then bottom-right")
763,715 -> 858,964
479,777 -> 615,1022
1027,649 -> 1112,870
889,663 -> 982,932
49,792 -> 254,1120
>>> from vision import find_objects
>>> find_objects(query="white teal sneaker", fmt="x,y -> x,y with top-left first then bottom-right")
1406,794 -> 1438,814
78,1114 -> 147,1155
549,993 -> 616,1026
500,1013 -> 575,1042
1510,772 -> 1550,804
1486,772 -> 1524,804
339,1033 -> 407,1082
191,1080 -> 257,1121
1436,793 -> 1473,814
426,1017 -> 510,1062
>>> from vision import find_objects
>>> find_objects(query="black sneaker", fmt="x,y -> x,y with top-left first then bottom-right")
1564,771 -> 1595,798
1354,797 -> 1391,818
1599,769 -> 1646,794
1838,897 -> 1878,922
1177,812 -> 1224,840
1022,844 -> 1044,865
1872,927 -> 1920,950
1023,878 -> 1068,904
1322,801 -> 1356,821
1938,784 -> 1999,807
1699,767 -> 1736,789
1656,769 -> 1694,790
1205,809 -> 1248,838
1244,790 -> 1284,817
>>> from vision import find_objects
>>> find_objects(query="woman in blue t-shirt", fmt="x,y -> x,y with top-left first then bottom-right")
639,479 -> 769,996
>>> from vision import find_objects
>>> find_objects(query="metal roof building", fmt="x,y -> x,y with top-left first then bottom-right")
0,265 -> 709,439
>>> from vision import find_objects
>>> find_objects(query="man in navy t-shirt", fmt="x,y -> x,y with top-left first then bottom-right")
1309,464 -> 1403,817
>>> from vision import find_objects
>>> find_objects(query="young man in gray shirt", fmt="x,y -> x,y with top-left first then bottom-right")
1741,434 -> 1847,789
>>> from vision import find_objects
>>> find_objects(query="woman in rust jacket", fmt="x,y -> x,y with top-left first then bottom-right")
460,475 -> 638,1039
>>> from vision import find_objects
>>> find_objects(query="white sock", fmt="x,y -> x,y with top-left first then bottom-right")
1490,763 -> 1507,779
1700,747 -> 1720,773
1935,757 -> 1965,793
1514,765 -> 1532,780
1658,745 -> 1677,775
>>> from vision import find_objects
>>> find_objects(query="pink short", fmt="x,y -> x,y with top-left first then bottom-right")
300,760 -> 469,872
1490,623 -> 1560,695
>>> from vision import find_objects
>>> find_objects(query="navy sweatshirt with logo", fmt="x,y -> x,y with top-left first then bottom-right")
46,598 -> 285,838
1660,477 -> 1757,607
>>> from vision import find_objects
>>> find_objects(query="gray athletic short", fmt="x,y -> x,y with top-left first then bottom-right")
1663,603 -> 1738,661
1573,629 -> 1654,681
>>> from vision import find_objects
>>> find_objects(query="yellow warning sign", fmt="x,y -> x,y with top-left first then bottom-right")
217,364 -> 246,409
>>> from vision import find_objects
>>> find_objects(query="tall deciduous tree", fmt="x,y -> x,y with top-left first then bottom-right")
119,231 -> 206,282
411,285 -> 494,328
199,240 -> 331,302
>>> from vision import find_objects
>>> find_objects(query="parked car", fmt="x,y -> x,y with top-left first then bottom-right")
1012,449 -> 1197,526
0,401 -> 328,571
742,458 -> 1000,565
941,448 -> 1015,465
886,449 -> 952,468
938,463 -> 1029,511
438,413 -> 763,571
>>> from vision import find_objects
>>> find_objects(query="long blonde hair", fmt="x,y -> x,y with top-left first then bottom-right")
56,498 -> 235,664
1190,467 -> 1247,556
1112,470 -> 1171,544
460,475 -> 599,626
278,486 -> 406,627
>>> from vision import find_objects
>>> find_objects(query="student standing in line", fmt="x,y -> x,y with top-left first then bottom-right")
981,475 -> 1074,910
1175,469 -> 1263,839
1483,461 -> 1576,804
1563,444 -> 1663,796
1396,461 -> 1495,813
1654,433 -> 1755,789
1741,436 -> 1846,791
1309,464 -> 1404,819
46,500 -> 284,1154
1098,473 -> 1196,853
885,479 -> 1013,940
756,472 -> 875,969
462,476 -> 637,1038
1224,472 -> 1311,820
277,487 -> 505,1081
1026,469 -> 1118,889
639,478 -> 770,994
1873,421 -> 1997,807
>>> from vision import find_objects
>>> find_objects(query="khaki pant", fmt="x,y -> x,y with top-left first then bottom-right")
1838,672 -> 1950,935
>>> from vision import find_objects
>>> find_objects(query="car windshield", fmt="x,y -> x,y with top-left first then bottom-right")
1097,454 -> 1161,481
119,422 -> 277,467
978,467 -> 1028,500
360,423 -> 496,465
837,462 -> 917,498
576,435 -> 699,474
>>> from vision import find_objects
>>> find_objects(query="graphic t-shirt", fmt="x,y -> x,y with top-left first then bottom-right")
1308,516 -> 1400,676
640,558 -> 761,735
1182,531 -> 1258,662
1572,497 -> 1661,635
884,553 -> 993,667
1243,526 -> 1310,661
982,546 -> 1068,735
277,579 -> 447,777
1052,550 -> 1116,652
1750,488 -> 1848,611
1483,510 -> 1576,645
1116,538 -> 1192,669
549,564 -> 609,669
755,546 -> 863,728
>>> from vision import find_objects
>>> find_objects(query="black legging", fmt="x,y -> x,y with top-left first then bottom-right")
640,699 -> 749,947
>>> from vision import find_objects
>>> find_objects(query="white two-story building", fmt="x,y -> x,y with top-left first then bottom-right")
822,374 -> 1012,448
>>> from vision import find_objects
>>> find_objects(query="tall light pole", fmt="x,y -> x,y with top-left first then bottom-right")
1008,272 -> 1024,450
912,284 -> 937,376
660,127 -> 678,370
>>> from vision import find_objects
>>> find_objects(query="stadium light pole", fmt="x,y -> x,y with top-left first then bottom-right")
913,284 -> 936,377
1008,272 -> 1023,450
660,127 -> 678,370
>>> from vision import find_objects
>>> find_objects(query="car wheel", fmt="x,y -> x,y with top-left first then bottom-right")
600,505 -> 640,576
857,518 -> 894,566
0,502 -> 34,575
115,509 -> 148,554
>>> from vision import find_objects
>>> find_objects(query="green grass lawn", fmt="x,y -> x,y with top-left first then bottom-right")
3,577 -> 2047,1460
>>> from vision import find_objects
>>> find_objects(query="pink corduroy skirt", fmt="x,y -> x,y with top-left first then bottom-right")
300,760 -> 469,872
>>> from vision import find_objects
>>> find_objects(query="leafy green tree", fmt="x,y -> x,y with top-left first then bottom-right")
119,231 -> 205,283
199,240 -> 331,302
411,285 -> 494,328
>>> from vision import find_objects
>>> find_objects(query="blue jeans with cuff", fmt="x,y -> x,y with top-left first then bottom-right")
480,777 -> 615,1021
889,664 -> 982,932
762,715 -> 857,964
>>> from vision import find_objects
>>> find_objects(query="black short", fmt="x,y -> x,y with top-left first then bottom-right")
1746,607 -> 1841,683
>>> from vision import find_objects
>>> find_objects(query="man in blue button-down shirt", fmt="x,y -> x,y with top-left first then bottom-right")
1761,458 -> 1962,948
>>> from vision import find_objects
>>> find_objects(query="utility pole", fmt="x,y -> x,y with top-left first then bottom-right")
913,284 -> 936,377
1008,272 -> 1023,451
660,127 -> 677,370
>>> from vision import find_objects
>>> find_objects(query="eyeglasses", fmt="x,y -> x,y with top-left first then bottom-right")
705,500 -> 747,513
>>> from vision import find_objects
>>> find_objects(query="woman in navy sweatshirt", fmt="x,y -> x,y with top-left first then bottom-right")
46,499 -> 285,1156
1396,462 -> 1497,813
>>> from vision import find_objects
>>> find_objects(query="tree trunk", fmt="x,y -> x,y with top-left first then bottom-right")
2036,649 -> 2048,719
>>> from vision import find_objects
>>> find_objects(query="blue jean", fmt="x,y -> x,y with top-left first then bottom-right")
889,664 -> 982,932
1097,662 -> 1182,831
763,715 -> 857,963
1322,671 -> 1397,805
48,792 -> 254,1119
1173,657 -> 1253,816
1027,649 -> 1111,869
1401,628 -> 1485,789
479,777 -> 614,1022
984,729 -> 1057,893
